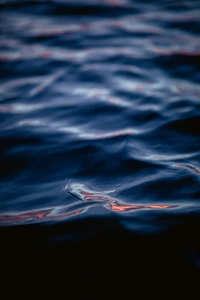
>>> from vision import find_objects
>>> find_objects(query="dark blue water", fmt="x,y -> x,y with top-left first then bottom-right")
0,0 -> 200,296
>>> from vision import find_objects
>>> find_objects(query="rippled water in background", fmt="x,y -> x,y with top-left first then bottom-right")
0,0 -> 200,296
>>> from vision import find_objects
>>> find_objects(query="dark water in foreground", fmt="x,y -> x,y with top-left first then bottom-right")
0,0 -> 200,296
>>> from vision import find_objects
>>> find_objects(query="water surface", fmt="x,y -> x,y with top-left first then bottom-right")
0,0 -> 200,295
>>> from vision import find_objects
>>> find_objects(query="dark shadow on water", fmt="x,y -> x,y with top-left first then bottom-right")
1,213 -> 200,297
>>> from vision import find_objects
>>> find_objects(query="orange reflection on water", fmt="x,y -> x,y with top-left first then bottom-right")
75,186 -> 118,203
175,164 -> 200,175
0,208 -> 51,222
84,195 -> 117,203
79,190 -> 94,196
109,203 -> 176,212
109,204 -> 143,212
147,205 -> 174,209
0,207 -> 84,224
68,184 -> 176,212
77,188 -> 118,203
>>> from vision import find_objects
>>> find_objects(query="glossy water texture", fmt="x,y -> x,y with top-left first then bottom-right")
0,0 -> 200,295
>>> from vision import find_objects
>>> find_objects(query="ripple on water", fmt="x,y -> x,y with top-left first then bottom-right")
1,1 -> 200,293
0,0 -> 199,256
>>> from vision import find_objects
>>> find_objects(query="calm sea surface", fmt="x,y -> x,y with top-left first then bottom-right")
0,0 -> 200,296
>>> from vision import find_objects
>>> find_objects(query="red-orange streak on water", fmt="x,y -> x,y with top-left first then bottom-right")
78,189 -> 118,203
84,195 -> 117,203
109,204 -> 175,212
79,190 -> 93,196
109,205 -> 144,212
76,189 -> 174,209
0,209 -> 51,221
176,164 -> 200,175
0,208 -> 84,223
147,205 -> 174,209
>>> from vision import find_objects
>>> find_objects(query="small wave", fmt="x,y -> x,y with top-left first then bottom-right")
0,206 -> 85,225
64,181 -> 178,212
175,163 -> 200,175
0,0 -> 199,254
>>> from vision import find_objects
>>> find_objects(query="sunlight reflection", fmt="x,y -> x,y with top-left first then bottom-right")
0,207 -> 85,225
65,182 -> 178,213
109,204 -> 176,212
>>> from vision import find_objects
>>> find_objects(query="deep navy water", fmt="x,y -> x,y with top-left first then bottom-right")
0,0 -> 200,297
